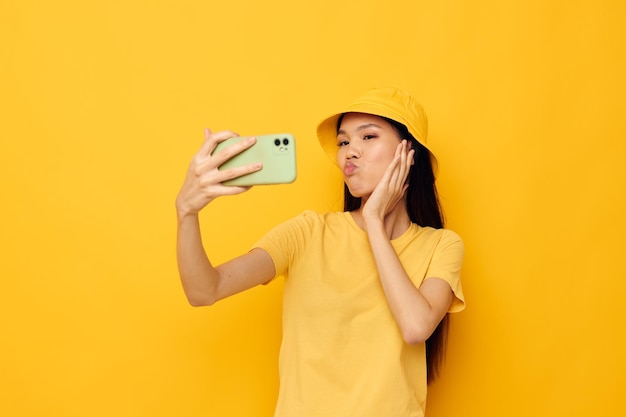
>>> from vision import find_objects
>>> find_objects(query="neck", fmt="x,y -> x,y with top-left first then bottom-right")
352,200 -> 412,240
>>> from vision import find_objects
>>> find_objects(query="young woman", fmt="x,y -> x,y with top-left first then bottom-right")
176,87 -> 465,417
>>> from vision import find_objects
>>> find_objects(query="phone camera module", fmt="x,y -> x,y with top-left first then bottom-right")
274,138 -> 281,146
282,138 -> 289,146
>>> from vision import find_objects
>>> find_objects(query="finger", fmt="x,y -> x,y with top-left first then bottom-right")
389,141 -> 405,171
216,161 -> 263,183
214,184 -> 253,195
195,128 -> 214,156
397,142 -> 413,185
393,143 -> 412,193
211,136 -> 258,167
198,129 -> 239,157
382,158 -> 399,188
399,142 -> 412,179
387,141 -> 406,186
405,148 -> 415,173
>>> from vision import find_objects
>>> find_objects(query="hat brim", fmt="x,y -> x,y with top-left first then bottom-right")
316,106 -> 437,172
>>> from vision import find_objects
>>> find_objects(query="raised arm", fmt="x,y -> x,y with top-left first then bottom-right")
175,129 -> 276,306
364,223 -> 453,344
361,140 -> 454,344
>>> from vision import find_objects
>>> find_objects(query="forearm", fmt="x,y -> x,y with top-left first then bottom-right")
365,221 -> 444,344
174,129 -> 267,306
176,212 -> 221,306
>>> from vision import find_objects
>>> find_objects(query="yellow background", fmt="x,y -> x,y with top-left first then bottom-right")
1,0 -> 624,416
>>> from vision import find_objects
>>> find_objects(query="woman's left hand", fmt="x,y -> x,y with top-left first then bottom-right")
361,140 -> 414,223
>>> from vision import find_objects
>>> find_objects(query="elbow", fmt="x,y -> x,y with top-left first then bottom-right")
401,323 -> 436,346
402,330 -> 429,346
180,279 -> 220,307
185,291 -> 217,307
187,298 -> 212,307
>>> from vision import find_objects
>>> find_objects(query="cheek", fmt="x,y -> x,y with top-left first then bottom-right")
366,153 -> 396,180
336,149 -> 345,166
372,150 -> 396,168
373,140 -> 398,159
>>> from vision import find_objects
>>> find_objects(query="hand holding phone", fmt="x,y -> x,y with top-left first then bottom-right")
213,133 -> 297,186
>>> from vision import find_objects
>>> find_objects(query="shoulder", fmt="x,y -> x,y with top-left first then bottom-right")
267,210 -> 336,235
429,228 -> 464,259
439,228 -> 463,246
286,210 -> 347,227
285,209 -> 324,227
417,226 -> 462,244
405,226 -> 464,256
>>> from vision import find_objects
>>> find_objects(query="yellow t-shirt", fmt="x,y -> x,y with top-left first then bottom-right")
254,210 -> 465,417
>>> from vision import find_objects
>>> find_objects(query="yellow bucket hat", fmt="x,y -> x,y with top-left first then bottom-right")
316,87 -> 436,169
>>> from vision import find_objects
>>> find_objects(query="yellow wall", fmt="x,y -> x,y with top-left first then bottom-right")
1,1 -> 624,416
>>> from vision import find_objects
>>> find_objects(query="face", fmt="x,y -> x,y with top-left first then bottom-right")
336,112 -> 403,198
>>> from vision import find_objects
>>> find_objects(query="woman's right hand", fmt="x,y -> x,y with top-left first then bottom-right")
175,128 -> 262,218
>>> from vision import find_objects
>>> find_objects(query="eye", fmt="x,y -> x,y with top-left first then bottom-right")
363,134 -> 377,140
337,139 -> 349,147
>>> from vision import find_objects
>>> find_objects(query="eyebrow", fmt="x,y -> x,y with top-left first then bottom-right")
337,123 -> 384,136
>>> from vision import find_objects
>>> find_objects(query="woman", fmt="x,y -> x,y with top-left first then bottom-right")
176,87 -> 465,417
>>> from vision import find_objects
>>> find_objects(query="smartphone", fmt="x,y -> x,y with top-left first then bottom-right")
213,133 -> 297,186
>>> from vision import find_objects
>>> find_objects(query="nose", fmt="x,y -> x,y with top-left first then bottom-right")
345,141 -> 360,159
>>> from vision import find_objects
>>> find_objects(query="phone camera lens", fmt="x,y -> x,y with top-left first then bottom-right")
274,139 -> 281,146
283,138 -> 289,145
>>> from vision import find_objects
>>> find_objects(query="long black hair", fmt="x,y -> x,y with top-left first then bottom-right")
340,114 -> 449,384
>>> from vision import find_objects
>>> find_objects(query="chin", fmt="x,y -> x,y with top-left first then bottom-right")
345,185 -> 371,199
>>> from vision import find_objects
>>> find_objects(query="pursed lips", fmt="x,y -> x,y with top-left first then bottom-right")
343,161 -> 357,176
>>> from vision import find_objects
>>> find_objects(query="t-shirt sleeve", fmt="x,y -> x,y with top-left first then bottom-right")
251,210 -> 315,279
426,229 -> 465,313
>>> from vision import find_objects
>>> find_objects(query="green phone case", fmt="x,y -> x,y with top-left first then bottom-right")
213,133 -> 297,186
